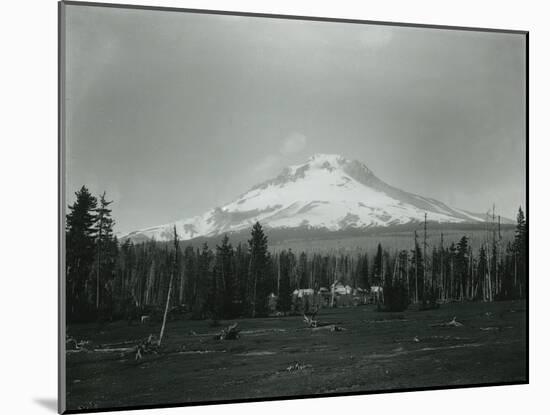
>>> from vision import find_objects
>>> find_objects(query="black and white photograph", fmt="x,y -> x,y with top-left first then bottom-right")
59,1 -> 527,413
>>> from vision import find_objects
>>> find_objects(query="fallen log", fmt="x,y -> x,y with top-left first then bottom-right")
480,326 -> 501,331
94,347 -> 135,353
309,324 -> 346,332
302,310 -> 344,332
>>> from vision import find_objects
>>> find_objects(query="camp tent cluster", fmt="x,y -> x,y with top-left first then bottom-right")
268,281 -> 382,313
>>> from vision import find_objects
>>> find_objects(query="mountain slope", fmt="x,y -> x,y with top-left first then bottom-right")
125,154 -> 489,242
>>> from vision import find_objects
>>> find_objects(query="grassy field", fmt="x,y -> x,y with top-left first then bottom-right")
66,300 -> 527,411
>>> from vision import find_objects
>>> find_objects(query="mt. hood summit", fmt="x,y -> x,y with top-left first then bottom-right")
125,154 -> 486,242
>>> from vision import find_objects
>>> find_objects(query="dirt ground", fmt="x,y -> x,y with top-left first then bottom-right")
66,300 -> 527,411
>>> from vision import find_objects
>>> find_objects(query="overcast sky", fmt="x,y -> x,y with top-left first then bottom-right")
64,5 -> 526,235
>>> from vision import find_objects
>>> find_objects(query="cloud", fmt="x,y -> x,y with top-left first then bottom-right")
280,132 -> 307,155
250,132 -> 308,179
250,154 -> 281,178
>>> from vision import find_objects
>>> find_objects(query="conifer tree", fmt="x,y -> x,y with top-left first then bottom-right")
277,250 -> 292,313
477,245 -> 488,301
398,250 -> 408,283
373,244 -> 383,286
411,238 -> 424,303
248,222 -> 269,317
500,241 -> 516,300
66,186 -> 97,322
214,234 -> 236,318
94,192 -> 116,313
286,248 -> 297,290
456,236 -> 469,301
448,242 -> 457,299
182,245 -> 197,311
234,243 -> 249,316
513,206 -> 527,297
358,253 -> 370,290
117,238 -> 137,320
297,251 -> 309,289
196,243 -> 213,318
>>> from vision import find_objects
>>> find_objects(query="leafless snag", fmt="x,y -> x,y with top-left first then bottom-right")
158,226 -> 179,347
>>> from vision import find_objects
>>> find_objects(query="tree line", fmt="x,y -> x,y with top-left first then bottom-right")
65,185 -> 527,323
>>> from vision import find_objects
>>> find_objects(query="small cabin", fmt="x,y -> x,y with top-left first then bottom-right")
329,281 -> 354,307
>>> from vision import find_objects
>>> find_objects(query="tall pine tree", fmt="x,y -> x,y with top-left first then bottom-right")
455,236 -> 469,301
196,243 -> 213,319
277,250 -> 292,313
373,244 -> 383,286
94,192 -> 116,314
66,186 -> 97,322
214,234 -> 236,318
513,206 -> 527,298
248,222 -> 269,317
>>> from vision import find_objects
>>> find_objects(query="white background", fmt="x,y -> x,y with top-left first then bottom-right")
0,0 -> 545,414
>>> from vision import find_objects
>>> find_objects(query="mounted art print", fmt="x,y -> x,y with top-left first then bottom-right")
59,1 -> 528,413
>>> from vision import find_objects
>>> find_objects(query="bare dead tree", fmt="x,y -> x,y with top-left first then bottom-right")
392,251 -> 399,283
440,233 -> 445,301
423,213 -> 428,298
158,226 -> 178,346
414,230 -> 419,303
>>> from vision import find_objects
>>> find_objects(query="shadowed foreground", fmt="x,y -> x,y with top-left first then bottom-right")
66,300 -> 526,411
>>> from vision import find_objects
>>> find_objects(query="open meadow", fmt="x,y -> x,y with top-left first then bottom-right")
66,300 -> 527,411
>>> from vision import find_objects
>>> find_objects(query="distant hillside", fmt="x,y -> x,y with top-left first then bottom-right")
133,222 -> 515,256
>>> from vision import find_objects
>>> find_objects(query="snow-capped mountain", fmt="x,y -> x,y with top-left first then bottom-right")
124,154 -> 487,242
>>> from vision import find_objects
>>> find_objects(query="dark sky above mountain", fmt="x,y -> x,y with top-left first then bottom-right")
64,4 -> 527,234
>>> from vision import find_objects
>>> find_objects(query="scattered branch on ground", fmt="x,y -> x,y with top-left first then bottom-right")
135,334 -> 159,360
431,316 -> 464,328
66,337 -> 90,351
330,325 -> 346,332
303,313 -> 317,328
286,362 -> 311,372
303,308 -> 343,331
363,318 -> 410,324
214,323 -> 240,340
